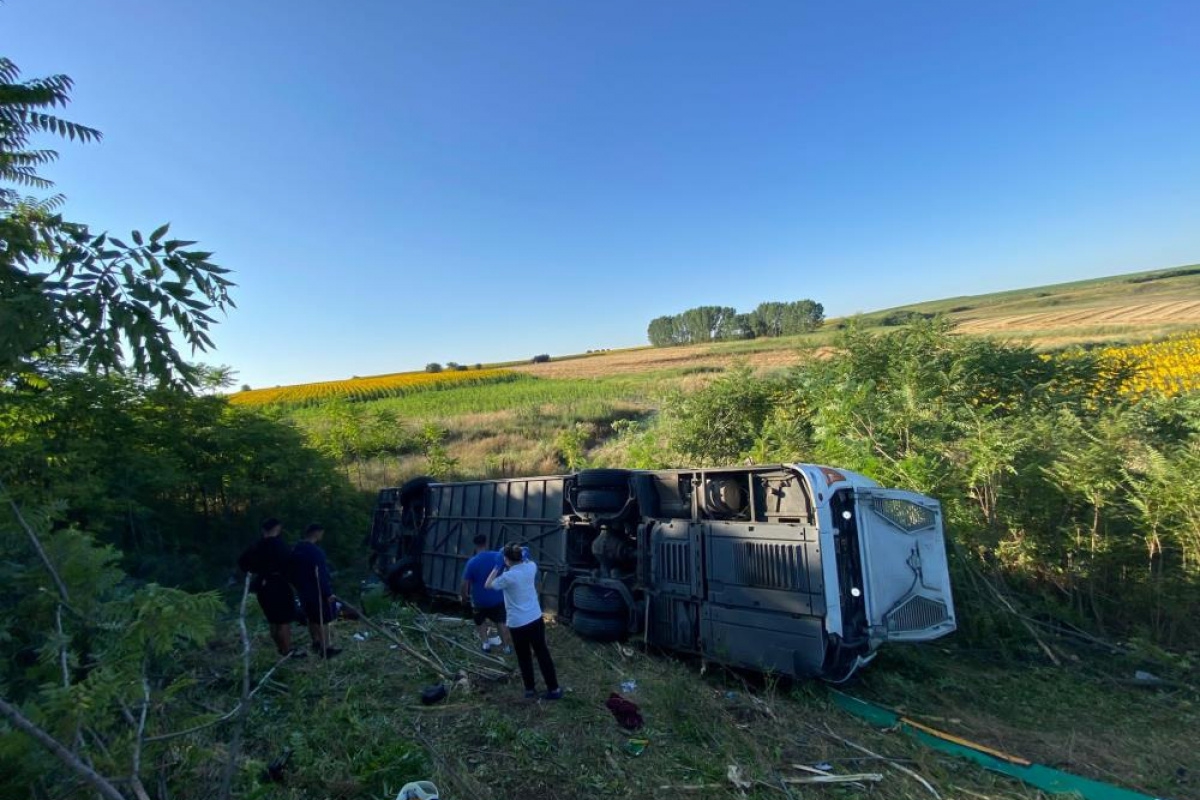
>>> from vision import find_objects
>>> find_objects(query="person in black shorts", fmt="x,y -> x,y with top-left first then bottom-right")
460,534 -> 512,654
289,523 -> 341,658
237,518 -> 304,658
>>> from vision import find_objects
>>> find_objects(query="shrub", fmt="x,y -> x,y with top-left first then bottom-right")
532,354 -> 551,364
425,362 -> 443,373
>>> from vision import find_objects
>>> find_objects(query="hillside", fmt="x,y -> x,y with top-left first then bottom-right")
217,595 -> 1195,800
236,264 -> 1200,392
513,264 -> 1200,379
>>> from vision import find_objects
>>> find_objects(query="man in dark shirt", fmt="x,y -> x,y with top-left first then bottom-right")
289,523 -> 341,658
237,518 -> 303,658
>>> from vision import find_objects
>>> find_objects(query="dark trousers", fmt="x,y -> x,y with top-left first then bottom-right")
509,617 -> 558,692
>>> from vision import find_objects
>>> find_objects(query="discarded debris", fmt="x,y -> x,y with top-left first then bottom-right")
620,679 -> 638,693
726,764 -> 753,791
605,692 -> 644,730
396,780 -> 440,800
419,684 -> 448,706
624,737 -> 649,757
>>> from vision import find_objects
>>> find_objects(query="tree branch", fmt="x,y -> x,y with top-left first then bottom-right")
218,575 -> 252,800
0,478 -> 72,605
0,694 -> 128,800
129,673 -> 151,800
143,654 -> 290,744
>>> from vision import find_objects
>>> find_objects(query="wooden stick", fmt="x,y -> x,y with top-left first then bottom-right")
782,773 -> 883,784
336,600 -> 446,677
145,654 -> 289,744
815,723 -> 943,798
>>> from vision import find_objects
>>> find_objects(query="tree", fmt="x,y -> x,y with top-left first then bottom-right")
1,57 -> 232,389
680,306 -> 738,343
647,315 -> 679,346
780,299 -> 824,334
750,301 -> 787,338
0,55 -> 249,799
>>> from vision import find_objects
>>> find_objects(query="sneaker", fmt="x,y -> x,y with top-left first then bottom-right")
287,648 -> 308,659
543,688 -> 564,701
481,641 -> 492,653
523,689 -> 537,700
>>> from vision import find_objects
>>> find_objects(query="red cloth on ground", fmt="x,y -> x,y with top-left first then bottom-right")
605,692 -> 644,730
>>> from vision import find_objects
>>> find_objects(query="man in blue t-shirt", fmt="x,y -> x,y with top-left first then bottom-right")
460,534 -> 512,653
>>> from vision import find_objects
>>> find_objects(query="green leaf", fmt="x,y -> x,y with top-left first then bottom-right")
149,223 -> 170,243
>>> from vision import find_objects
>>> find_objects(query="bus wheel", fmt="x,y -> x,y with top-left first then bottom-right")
572,584 -> 627,615
576,469 -> 630,489
572,610 -> 627,642
575,489 -> 626,513
385,558 -> 423,598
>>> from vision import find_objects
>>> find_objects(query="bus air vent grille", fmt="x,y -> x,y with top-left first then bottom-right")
886,595 -> 948,632
872,497 -> 935,532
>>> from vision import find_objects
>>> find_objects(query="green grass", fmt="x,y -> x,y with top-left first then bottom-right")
187,599 -> 1196,800
289,373 -> 674,422
869,264 -> 1200,318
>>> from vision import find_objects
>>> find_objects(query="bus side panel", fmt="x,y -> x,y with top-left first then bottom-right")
421,478 -> 568,612
700,521 -> 828,678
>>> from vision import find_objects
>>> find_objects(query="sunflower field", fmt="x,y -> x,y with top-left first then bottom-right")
230,368 -> 523,407
1101,331 -> 1200,397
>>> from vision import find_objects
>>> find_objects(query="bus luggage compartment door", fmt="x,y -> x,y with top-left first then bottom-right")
700,521 -> 827,678
646,520 -> 703,653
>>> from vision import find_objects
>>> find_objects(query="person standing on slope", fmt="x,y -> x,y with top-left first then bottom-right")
460,534 -> 513,654
237,518 -> 304,658
486,543 -> 562,700
289,523 -> 342,659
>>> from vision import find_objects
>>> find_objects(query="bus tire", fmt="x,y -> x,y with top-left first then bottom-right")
572,584 -> 627,615
575,489 -> 626,513
385,558 -> 423,598
576,469 -> 630,489
572,610 -> 627,642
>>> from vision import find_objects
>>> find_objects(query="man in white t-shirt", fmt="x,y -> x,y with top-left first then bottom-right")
486,543 -> 562,700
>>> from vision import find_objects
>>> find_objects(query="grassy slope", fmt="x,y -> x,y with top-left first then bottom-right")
240,267 -> 1200,799
224,601 -> 1196,800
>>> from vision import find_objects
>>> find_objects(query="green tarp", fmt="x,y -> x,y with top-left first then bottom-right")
830,691 -> 1166,800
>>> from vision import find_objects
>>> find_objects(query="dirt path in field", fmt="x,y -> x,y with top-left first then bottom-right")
954,300 -> 1200,333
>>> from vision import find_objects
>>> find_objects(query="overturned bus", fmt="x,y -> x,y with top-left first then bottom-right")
368,464 -> 956,681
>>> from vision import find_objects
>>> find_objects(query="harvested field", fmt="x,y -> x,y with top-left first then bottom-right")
511,343 -> 817,379
954,299 -> 1200,334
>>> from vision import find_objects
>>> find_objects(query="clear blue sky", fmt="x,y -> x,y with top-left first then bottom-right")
6,0 -> 1199,387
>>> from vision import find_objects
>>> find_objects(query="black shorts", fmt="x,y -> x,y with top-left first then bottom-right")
472,603 -> 506,626
298,593 -> 335,625
255,577 -> 294,625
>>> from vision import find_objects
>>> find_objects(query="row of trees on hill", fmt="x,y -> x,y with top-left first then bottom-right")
647,300 -> 824,346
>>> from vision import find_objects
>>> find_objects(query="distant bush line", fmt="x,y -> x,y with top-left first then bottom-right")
647,300 -> 824,346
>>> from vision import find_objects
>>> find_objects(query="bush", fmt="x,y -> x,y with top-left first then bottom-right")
425,362 -> 442,373
532,354 -> 551,364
